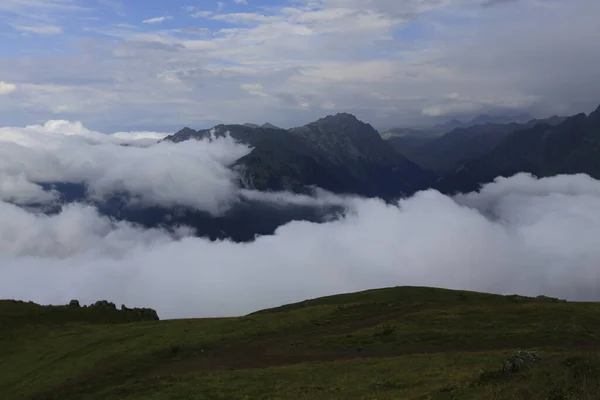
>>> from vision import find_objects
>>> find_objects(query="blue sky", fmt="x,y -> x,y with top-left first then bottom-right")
0,0 -> 599,132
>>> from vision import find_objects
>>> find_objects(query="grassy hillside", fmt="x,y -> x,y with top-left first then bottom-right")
1,287 -> 599,399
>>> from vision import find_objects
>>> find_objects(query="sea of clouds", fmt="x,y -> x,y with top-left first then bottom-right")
0,121 -> 598,319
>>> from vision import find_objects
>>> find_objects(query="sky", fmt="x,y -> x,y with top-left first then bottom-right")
0,121 -> 599,319
0,0 -> 599,132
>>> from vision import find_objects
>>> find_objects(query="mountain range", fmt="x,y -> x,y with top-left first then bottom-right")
166,105 -> 600,202
388,116 -> 566,174
380,112 -> 535,139
22,102 -> 600,242
165,113 -> 435,200
435,104 -> 600,193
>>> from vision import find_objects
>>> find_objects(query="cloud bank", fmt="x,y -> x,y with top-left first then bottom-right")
0,121 -> 250,213
0,121 -> 598,319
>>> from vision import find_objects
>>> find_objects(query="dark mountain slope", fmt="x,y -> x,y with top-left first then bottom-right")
387,135 -> 434,154
166,114 -> 436,199
469,113 -> 533,126
391,116 -> 566,174
380,127 -> 437,140
429,113 -> 534,134
436,106 -> 600,194
288,113 -> 435,198
167,124 -> 366,195
38,180 -> 344,243
432,118 -> 464,134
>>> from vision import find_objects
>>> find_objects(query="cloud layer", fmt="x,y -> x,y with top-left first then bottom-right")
0,120 -> 598,319
0,121 -> 250,213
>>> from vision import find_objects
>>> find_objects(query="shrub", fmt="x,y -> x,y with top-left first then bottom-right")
170,344 -> 181,355
373,322 -> 396,337
89,300 -> 117,310
535,295 -> 567,303
501,350 -> 541,373
67,300 -> 81,308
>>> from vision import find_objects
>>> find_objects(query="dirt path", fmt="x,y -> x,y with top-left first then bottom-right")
151,304 -> 431,375
150,303 -> 600,376
152,337 -> 600,377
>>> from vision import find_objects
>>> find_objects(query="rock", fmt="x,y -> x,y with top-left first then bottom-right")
89,300 -> 117,310
120,304 -> 159,321
501,351 -> 541,373
67,299 -> 81,308
138,307 -> 160,321
535,295 -> 567,303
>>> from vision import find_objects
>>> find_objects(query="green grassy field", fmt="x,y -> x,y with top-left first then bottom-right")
1,286 -> 599,399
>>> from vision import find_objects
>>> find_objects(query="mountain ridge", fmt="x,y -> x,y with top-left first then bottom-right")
165,113 -> 436,200
435,106 -> 600,193
388,116 -> 567,174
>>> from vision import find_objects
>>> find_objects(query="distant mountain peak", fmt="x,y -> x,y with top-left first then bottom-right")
469,113 -> 534,126
318,112 -> 362,124
589,103 -> 600,121
176,126 -> 195,134
261,122 -> 281,129
242,122 -> 282,130
302,114 -> 379,140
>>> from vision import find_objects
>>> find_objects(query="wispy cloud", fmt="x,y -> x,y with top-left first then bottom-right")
12,25 -> 63,35
0,81 -> 17,95
183,5 -> 214,18
191,10 -> 212,18
0,0 -> 87,14
96,0 -> 126,16
142,16 -> 173,24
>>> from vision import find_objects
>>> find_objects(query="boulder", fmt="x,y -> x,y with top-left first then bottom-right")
120,304 -> 159,321
501,351 -> 541,373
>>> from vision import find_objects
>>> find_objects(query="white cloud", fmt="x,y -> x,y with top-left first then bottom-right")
1,171 -> 600,319
0,121 -> 249,213
0,201 -> 187,259
422,106 -> 445,117
240,83 -> 269,97
212,12 -> 281,24
183,6 -> 213,18
142,16 -> 173,24
191,10 -> 213,18
234,0 -> 248,4
0,0 -> 87,15
12,25 -> 63,35
0,81 -> 17,95
0,173 -> 58,205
